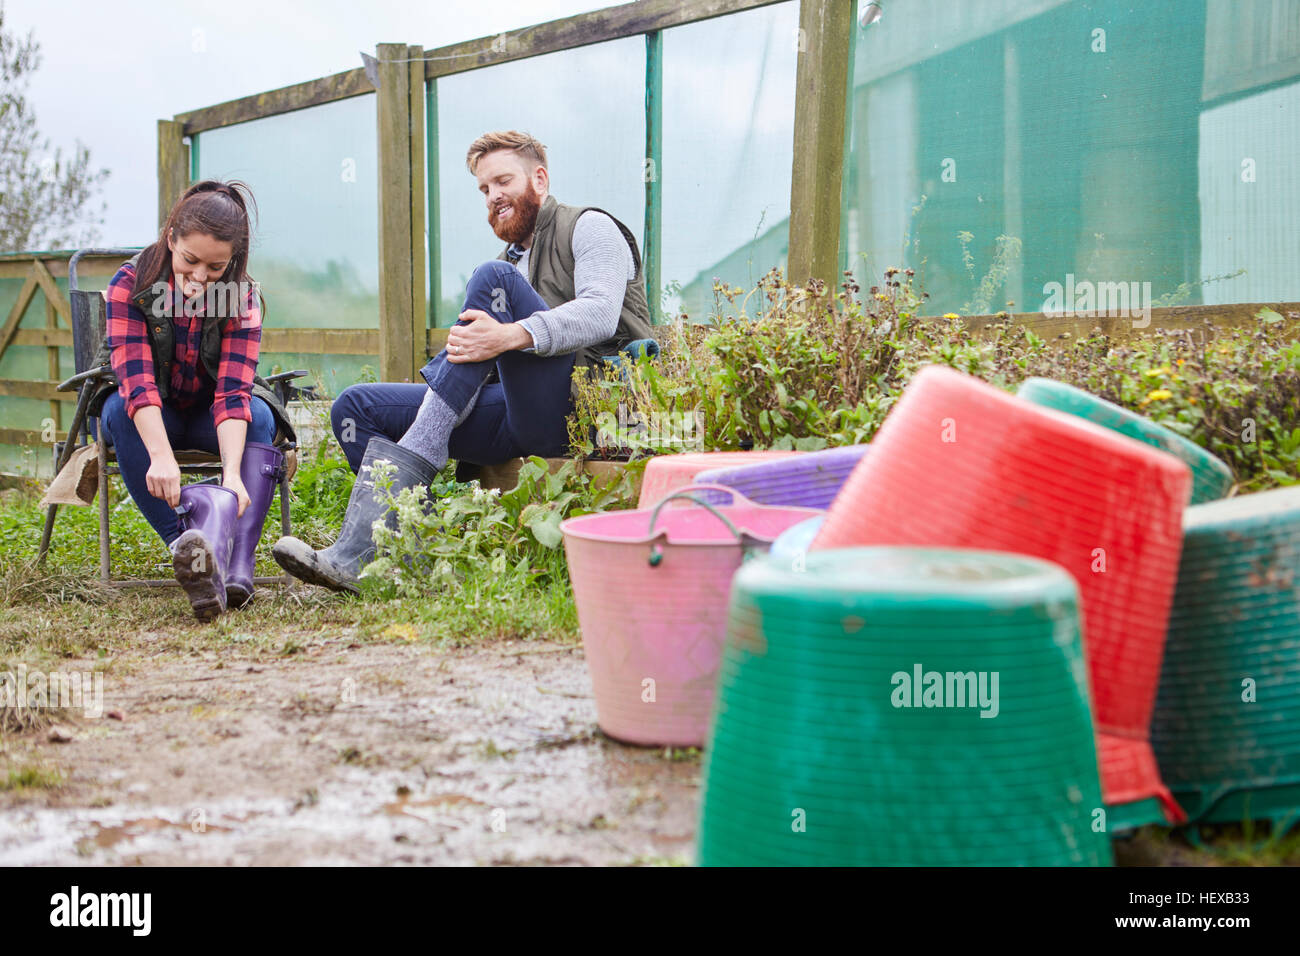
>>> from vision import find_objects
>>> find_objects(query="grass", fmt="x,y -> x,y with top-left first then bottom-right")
0,467 -> 581,668
1115,821 -> 1300,866
1,765 -> 66,792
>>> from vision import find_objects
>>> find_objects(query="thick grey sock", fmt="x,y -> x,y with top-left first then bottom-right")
397,384 -> 482,470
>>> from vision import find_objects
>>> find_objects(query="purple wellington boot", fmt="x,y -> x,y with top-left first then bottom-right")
171,483 -> 238,621
226,442 -> 285,609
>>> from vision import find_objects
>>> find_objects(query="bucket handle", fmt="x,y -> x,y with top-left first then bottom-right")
645,483 -> 766,567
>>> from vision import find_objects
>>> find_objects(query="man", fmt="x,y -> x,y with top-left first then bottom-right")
272,130 -> 654,593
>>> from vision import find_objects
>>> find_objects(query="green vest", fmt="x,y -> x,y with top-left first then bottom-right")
496,194 -> 654,368
88,252 -> 296,444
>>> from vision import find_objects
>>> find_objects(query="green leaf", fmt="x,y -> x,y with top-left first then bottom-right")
1256,307 -> 1285,325
527,510 -> 564,549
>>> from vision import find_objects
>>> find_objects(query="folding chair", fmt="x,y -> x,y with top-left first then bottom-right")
36,248 -> 307,587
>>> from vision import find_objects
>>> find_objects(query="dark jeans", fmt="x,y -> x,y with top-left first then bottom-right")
330,260 -> 577,473
99,393 -> 276,545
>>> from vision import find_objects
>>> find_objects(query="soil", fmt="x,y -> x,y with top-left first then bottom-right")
0,634 -> 700,866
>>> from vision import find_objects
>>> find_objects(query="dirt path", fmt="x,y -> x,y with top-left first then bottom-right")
0,635 -> 700,866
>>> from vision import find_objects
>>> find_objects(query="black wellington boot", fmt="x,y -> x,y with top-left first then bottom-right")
271,438 -> 438,594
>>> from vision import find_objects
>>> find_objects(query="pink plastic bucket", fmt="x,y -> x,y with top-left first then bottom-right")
636,451 -> 802,508
562,484 -> 821,746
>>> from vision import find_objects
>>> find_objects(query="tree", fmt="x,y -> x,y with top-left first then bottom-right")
0,1 -> 109,253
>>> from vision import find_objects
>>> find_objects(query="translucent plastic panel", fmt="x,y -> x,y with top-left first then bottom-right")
195,94 -> 379,397
432,36 -> 646,327
1199,80 -> 1300,304
661,1 -> 799,321
843,0 -> 1300,316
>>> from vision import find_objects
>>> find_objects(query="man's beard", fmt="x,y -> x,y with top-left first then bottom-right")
489,183 -> 543,244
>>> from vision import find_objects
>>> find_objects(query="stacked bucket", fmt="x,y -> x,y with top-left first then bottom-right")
696,361 -> 1190,868
1151,487 -> 1300,828
698,547 -> 1111,866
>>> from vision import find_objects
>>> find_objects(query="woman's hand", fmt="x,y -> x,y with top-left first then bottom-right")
223,473 -> 250,518
146,452 -> 182,508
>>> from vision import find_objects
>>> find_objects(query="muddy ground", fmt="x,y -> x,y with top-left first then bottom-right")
0,631 -> 700,866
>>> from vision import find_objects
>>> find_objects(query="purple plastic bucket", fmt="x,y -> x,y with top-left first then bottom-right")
694,444 -> 870,510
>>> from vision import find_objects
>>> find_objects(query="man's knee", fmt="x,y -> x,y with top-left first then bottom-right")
469,260 -> 516,286
331,385 -> 363,440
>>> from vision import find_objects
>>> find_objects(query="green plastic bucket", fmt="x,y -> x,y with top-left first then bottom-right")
1016,377 -> 1234,504
697,547 -> 1111,866
1152,486 -> 1300,829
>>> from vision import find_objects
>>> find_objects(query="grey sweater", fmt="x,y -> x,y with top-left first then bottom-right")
515,208 -> 636,357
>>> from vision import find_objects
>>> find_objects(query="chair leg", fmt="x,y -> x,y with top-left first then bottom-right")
37,504 -> 59,565
280,475 -> 290,536
38,387 -> 96,567
98,440 -> 111,585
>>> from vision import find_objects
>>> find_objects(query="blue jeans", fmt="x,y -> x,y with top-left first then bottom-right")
99,393 -> 277,545
330,260 -> 577,473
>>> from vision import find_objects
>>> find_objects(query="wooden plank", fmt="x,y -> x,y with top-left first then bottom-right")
169,2 -> 783,137
261,329 -> 379,354
30,258 -> 71,323
408,45 -> 428,377
376,43 -> 418,383
0,254 -> 131,281
157,119 -> 190,230
0,427 -> 43,447
12,329 -> 71,348
478,456 -> 642,500
0,379 -> 67,402
46,299 -> 62,427
932,301 -> 1300,341
0,276 -> 39,360
426,78 -> 442,329
788,0 -> 854,293
426,327 -> 450,355
422,0 -> 786,79
175,68 -> 373,135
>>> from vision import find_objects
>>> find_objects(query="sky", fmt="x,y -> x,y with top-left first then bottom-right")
5,0 -> 614,246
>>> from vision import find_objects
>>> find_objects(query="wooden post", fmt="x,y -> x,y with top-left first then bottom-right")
157,120 -> 190,230
376,42 -> 427,382
787,0 -> 854,295
45,298 -> 61,431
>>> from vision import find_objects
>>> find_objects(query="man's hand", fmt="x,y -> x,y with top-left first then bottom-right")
446,310 -> 533,363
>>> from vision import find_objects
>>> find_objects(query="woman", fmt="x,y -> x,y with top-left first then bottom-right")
89,180 -> 295,619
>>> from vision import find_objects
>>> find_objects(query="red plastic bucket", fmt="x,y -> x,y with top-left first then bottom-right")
812,365 -> 1192,823
562,484 -> 821,746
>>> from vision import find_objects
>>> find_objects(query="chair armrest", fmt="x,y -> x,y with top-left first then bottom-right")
265,369 -> 310,406
57,364 -> 112,392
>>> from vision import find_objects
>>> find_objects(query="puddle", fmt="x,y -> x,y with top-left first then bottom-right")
86,816 -> 230,849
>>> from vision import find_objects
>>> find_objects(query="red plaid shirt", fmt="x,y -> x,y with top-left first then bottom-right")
105,263 -> 262,426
